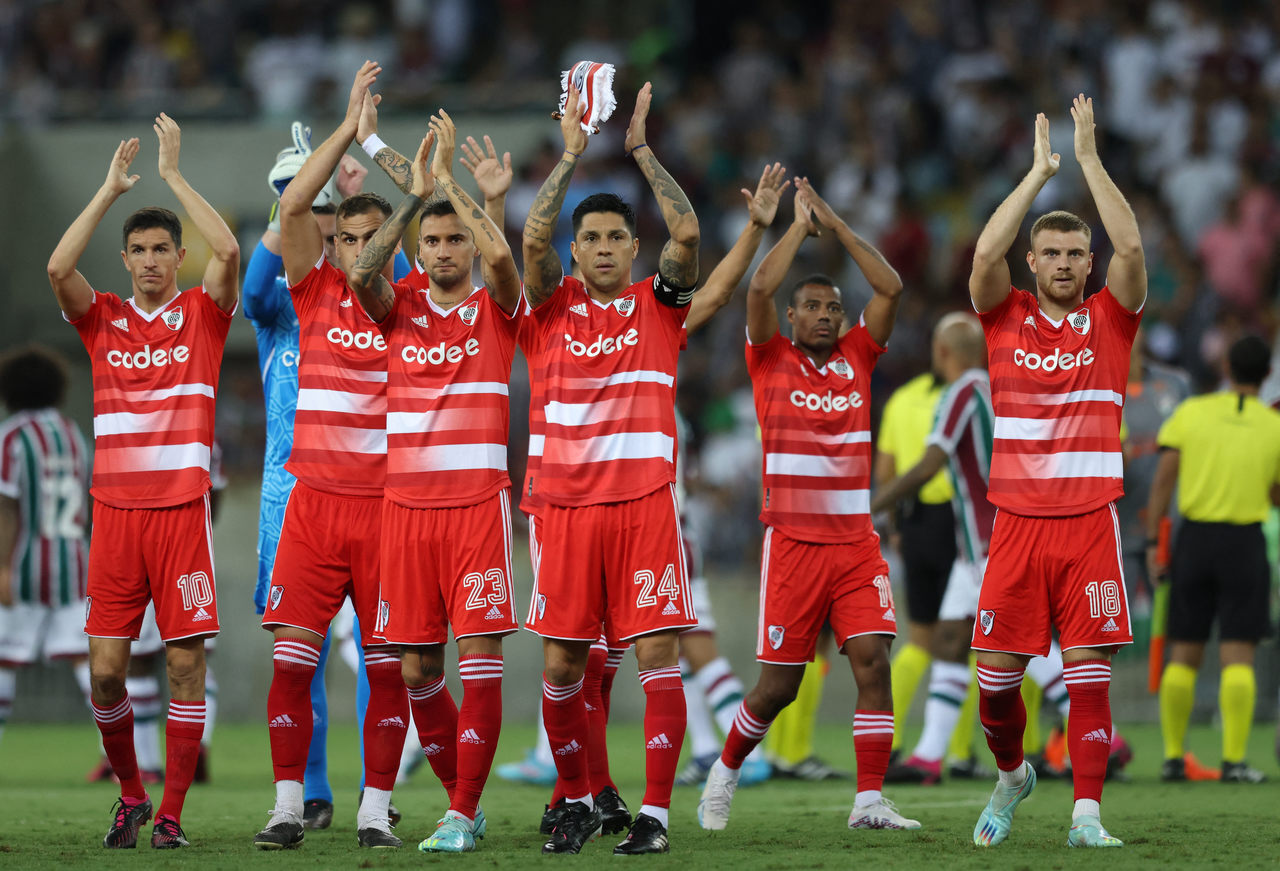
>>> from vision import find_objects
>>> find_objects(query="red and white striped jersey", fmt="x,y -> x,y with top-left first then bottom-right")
523,275 -> 687,506
0,408 -> 89,606
517,309 -> 548,517
287,258 -> 391,497
980,287 -> 1140,516
746,321 -> 885,544
381,283 -> 521,507
69,287 -> 232,508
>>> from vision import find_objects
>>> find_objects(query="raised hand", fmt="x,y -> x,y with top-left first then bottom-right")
105,137 -> 141,195
742,162 -> 790,228
1071,93 -> 1098,162
154,113 -> 182,182
794,188 -> 820,237
357,87 -> 380,144
795,177 -> 841,231
625,82 -> 651,155
1034,112 -> 1061,178
560,85 -> 589,157
461,134 -> 513,201
346,60 -> 381,124
428,109 -> 457,182
411,131 -> 436,200
335,153 -> 368,199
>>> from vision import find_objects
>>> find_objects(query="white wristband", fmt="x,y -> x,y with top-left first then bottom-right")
361,134 -> 387,158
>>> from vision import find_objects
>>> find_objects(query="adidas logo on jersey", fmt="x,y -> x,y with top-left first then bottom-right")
340,297 -> 353,307
1081,727 -> 1110,743
112,318 -> 129,332
269,714 -> 298,728
484,605 -> 505,620
646,732 -> 672,750
412,315 -> 429,328
460,728 -> 485,744
661,600 -> 680,616
422,742 -> 445,757
882,608 -> 895,622
377,715 -> 406,728
1024,316 -> 1036,327
555,739 -> 582,756
192,607 -> 213,622
1101,617 -> 1119,632
570,302 -> 589,317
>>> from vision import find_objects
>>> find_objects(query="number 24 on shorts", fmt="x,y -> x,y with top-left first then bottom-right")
635,565 -> 679,608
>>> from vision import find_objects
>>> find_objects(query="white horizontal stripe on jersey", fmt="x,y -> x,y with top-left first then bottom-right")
544,396 -> 638,428
396,442 -> 507,472
765,452 -> 858,478
107,442 -> 210,473
993,416 -> 1074,441
527,434 -> 544,457
293,423 -> 387,455
100,382 -> 215,403
391,381 -> 509,401
570,430 -> 674,464
1042,451 -> 1123,479
308,363 -> 387,383
296,387 -> 386,417
807,430 -> 873,447
787,487 -> 870,515
559,369 -> 675,391
1000,388 -> 1123,407
387,404 -> 504,435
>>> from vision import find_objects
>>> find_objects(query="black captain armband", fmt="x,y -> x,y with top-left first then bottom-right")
652,273 -> 695,308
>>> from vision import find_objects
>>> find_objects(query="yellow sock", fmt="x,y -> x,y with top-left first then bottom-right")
889,643 -> 931,751
1160,662 -> 1197,760
1219,664 -> 1256,764
765,654 -> 826,765
947,653 -> 980,761
1021,678 -> 1043,753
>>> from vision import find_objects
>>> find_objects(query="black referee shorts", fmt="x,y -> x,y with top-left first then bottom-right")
1167,520 -> 1272,643
897,499 -> 957,625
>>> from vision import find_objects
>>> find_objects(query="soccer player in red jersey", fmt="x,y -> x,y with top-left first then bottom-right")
519,82 -> 700,855
966,96 -> 1145,849
697,180 -> 916,832
345,108 -> 520,853
46,116 -> 239,850
252,62 -> 408,851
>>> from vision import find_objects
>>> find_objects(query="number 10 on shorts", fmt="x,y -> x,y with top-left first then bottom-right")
1084,580 -> 1122,618
176,571 -> 214,611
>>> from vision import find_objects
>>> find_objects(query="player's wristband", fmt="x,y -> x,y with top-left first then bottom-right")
563,149 -> 581,160
361,134 -> 388,159
628,143 -> 648,156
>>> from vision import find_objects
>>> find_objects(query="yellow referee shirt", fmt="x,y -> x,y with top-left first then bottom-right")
877,372 -> 952,504
1157,392 -> 1280,524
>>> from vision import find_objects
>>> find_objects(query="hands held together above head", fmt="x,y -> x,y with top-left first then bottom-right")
1032,93 -> 1101,179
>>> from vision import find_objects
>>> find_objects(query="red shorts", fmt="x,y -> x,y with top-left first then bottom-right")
379,490 -> 518,645
526,484 -> 696,642
757,528 -> 896,664
973,503 -> 1133,656
85,495 -> 218,642
263,481 -> 383,641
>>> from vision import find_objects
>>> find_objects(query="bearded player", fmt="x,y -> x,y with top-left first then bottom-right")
966,95 -> 1144,849
47,116 -> 239,849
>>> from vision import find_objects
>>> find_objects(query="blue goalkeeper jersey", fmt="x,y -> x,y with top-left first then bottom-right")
244,240 -> 409,611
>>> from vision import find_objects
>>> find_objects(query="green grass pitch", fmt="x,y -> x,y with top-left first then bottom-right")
1,720 -> 1276,869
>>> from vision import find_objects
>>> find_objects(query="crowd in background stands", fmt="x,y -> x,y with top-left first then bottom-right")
8,0 -> 1280,566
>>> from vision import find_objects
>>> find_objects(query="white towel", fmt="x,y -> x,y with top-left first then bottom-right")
558,61 -> 617,134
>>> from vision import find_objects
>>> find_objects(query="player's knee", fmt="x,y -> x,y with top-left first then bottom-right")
401,658 -> 441,686
90,671 -> 127,704
543,659 -> 586,687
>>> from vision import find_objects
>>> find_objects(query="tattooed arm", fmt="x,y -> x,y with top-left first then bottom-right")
796,177 -> 903,347
348,133 -> 433,322
523,85 -> 588,308
431,111 -> 520,314
625,82 -> 699,294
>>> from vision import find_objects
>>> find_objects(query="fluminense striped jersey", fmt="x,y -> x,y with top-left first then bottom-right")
746,319 -> 886,544
980,287 -> 1140,516
925,368 -> 996,561
0,409 -> 89,606
382,276 -> 521,508
287,257 -> 392,497
69,287 -> 233,508
523,275 -> 688,506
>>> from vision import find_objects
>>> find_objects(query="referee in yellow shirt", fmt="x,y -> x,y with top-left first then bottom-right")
1148,336 -> 1280,783
875,367 -> 956,761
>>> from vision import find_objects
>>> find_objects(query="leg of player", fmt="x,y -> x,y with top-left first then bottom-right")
699,663 -> 804,831
584,638 -> 630,835
302,631 -> 334,829
356,644 -> 409,848
90,636 -> 153,849
401,644 -> 459,803
125,654 -> 163,783
419,634 -> 503,853
1218,640 -> 1264,783
887,619 -> 972,785
197,653 -> 216,782
613,630 -> 684,855
845,634 -> 920,830
973,650 -> 1035,847
678,631 -> 769,786
889,620 -> 933,759
150,637 -> 207,848
254,626 -> 325,850
1061,647 -> 1122,847
540,638 -> 600,855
